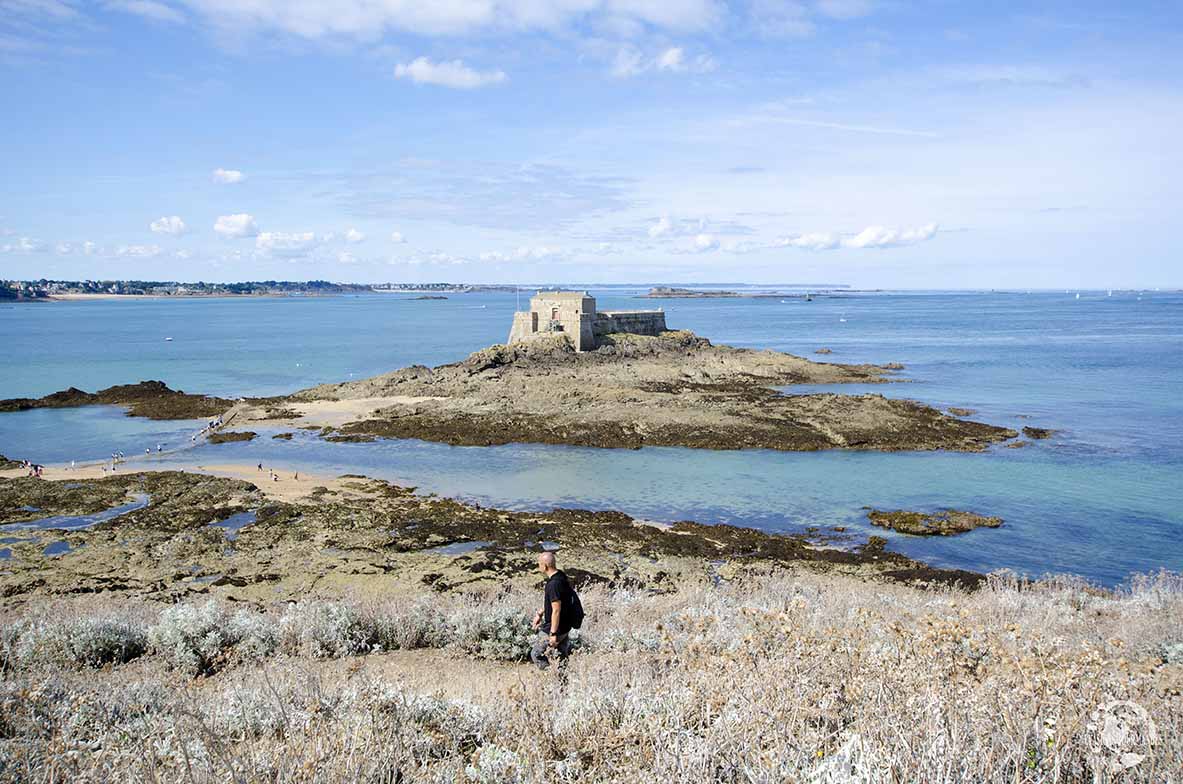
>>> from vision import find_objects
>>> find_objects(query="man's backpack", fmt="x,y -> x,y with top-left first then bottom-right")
568,588 -> 585,629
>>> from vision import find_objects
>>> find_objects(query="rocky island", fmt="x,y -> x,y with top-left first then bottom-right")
243,330 -> 1017,452
1,293 -> 1024,454
640,286 -> 801,298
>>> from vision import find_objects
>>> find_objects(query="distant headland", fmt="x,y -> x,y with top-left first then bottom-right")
0,279 -> 519,300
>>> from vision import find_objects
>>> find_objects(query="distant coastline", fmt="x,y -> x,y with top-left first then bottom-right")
641,286 -> 803,299
2,279 -> 519,301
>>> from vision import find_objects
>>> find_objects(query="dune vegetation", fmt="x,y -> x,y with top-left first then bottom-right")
1,569 -> 1179,782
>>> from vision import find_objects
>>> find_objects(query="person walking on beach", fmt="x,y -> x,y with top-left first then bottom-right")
530,552 -> 583,669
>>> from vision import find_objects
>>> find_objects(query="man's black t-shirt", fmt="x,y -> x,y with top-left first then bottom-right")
542,570 -> 575,635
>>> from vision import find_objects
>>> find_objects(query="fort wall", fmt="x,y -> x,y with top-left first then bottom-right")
507,292 -> 666,351
592,310 -> 667,338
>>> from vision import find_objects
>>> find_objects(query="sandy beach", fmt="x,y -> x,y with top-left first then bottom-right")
0,460 -> 366,504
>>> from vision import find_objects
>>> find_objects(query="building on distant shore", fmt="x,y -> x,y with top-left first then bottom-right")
508,291 -> 667,351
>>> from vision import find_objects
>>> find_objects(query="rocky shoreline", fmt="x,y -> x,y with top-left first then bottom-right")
270,331 -> 1019,452
0,332 -> 1028,453
0,469 -> 986,606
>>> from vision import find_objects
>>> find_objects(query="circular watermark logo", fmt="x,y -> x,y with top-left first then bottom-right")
1087,700 -> 1158,774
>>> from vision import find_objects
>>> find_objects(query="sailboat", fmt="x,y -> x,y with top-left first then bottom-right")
1074,293 -> 1080,300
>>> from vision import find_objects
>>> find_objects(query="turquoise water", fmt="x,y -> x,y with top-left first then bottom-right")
1,290 -> 1180,584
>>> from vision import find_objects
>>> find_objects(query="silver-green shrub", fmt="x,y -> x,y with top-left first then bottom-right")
278,601 -> 375,658
13,617 -> 147,669
147,601 -> 238,676
447,605 -> 534,661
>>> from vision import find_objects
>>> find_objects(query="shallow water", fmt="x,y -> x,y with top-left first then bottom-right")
0,493 -> 150,531
1,289 -> 1180,584
421,540 -> 494,556
43,540 -> 77,557
210,510 -> 257,541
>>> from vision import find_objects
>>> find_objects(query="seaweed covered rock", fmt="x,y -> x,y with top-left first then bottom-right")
208,431 -> 257,444
867,508 -> 1003,536
0,381 -> 232,420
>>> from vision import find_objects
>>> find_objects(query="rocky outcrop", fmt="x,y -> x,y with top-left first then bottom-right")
288,332 -> 1017,453
0,472 -> 985,603
208,431 -> 257,444
867,508 -> 1004,536
1022,426 -> 1056,439
0,381 -> 232,420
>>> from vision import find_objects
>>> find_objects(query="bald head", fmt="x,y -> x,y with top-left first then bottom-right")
537,551 -> 557,571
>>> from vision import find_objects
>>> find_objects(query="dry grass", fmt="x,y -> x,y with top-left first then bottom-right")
1,569 -> 1180,782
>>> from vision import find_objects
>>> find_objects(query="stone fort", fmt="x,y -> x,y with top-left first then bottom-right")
508,291 -> 668,351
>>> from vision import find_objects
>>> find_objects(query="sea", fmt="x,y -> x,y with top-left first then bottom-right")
1,288 -> 1180,586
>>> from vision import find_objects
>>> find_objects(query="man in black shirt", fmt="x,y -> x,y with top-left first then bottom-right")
530,551 -> 573,668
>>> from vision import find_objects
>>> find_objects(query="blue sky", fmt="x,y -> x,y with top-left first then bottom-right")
1,0 -> 1180,287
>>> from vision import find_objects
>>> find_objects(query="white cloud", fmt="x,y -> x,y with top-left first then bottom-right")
255,231 -> 319,257
588,242 -> 621,255
770,224 -> 939,251
212,167 -> 245,184
336,250 -> 357,264
394,57 -> 506,89
174,249 -> 193,259
55,241 -> 73,255
389,231 -> 406,244
174,1 -> 720,39
116,244 -> 163,258
344,227 -> 366,243
1,237 -> 48,254
214,213 -> 259,238
105,0 -> 186,23
842,223 -> 938,248
613,45 -> 716,78
81,241 -> 97,255
150,215 -> 186,235
648,216 -> 674,238
394,250 -> 468,266
479,245 -> 566,263
692,233 -> 719,252
776,232 -> 841,251
657,47 -> 685,71
749,0 -> 815,37
611,48 -> 645,78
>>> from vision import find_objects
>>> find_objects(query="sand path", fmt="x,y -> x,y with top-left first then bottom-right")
0,461 -> 379,504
